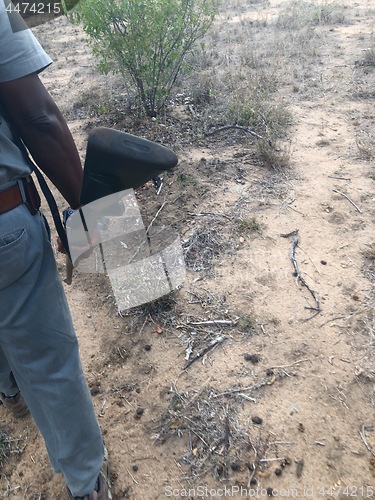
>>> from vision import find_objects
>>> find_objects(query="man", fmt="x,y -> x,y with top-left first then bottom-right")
0,2 -> 110,498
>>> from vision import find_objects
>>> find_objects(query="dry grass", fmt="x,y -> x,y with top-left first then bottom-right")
0,428 -> 24,493
0,429 -> 10,470
276,0 -> 346,28
183,222 -> 234,273
154,385 -> 281,480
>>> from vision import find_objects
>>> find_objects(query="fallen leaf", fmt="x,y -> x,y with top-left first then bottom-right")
169,420 -> 182,429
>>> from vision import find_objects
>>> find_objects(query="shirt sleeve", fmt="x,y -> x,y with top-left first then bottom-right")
0,0 -> 52,82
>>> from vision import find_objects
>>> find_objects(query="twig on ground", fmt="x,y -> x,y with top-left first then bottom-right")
183,335 -> 227,369
268,358 -> 310,369
281,230 -> 321,314
359,425 -> 375,457
127,469 -> 139,484
333,189 -> 362,213
138,315 -> 150,335
328,175 -> 351,181
247,439 -> 260,488
259,457 -> 287,463
183,417 -> 210,448
269,441 -> 296,446
319,310 -> 365,327
146,198 -> 168,233
187,211 -> 232,220
213,380 -> 269,398
238,393 -> 257,402
133,456 -> 160,462
187,320 -> 236,327
99,398 -> 107,416
260,324 -> 269,336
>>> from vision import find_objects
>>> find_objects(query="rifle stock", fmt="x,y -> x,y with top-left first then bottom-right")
65,128 -> 178,284
80,127 -> 178,205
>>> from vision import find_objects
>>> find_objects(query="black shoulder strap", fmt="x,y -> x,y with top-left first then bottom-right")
31,164 -> 72,261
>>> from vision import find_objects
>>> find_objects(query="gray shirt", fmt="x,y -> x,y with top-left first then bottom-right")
0,0 -> 52,187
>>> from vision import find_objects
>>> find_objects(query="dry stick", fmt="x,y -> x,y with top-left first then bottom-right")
247,440 -> 258,487
146,199 -> 168,233
187,211 -> 232,221
268,358 -> 310,370
205,124 -> 264,141
359,425 -> 375,457
213,380 -> 269,398
333,189 -> 363,213
328,175 -> 351,181
183,416 -> 210,448
183,335 -> 226,369
223,414 -> 231,479
238,393 -> 256,402
187,320 -> 235,327
126,469 -> 139,484
259,457 -> 287,463
280,230 -> 321,314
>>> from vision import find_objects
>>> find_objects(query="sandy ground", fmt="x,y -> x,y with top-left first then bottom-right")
1,0 -> 374,499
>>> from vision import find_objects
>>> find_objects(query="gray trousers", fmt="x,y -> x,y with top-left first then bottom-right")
0,202 -> 104,497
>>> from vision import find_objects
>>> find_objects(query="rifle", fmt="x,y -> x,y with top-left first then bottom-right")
56,127 -> 178,284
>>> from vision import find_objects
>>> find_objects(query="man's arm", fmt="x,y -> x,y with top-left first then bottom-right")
0,72 -> 83,209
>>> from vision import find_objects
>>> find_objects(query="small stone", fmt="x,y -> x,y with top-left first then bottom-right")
275,468 -> 282,476
230,461 -> 240,471
132,465 -> 138,472
144,344 -> 152,351
320,260 -> 327,265
244,353 -> 261,364
252,416 -> 263,425
135,407 -> 144,418
90,386 -> 100,396
267,487 -> 274,496
216,465 -> 224,476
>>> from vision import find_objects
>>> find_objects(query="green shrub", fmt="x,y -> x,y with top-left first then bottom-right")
70,0 -> 220,117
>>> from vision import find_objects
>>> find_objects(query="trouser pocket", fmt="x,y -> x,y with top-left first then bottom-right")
0,225 -> 29,289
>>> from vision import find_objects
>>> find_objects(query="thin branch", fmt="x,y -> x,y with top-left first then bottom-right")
187,211 -> 232,220
281,230 -> 321,314
359,425 -> 375,457
333,189 -> 362,213
268,358 -> 310,369
183,335 -> 226,369
187,320 -> 236,327
146,199 -> 168,233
